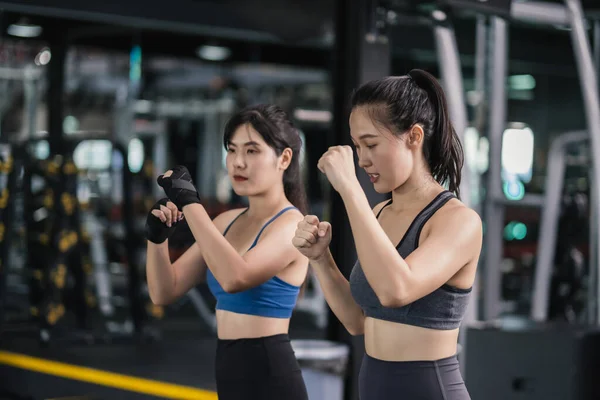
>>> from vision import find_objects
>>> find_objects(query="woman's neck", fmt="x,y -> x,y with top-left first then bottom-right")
390,173 -> 442,213
245,187 -> 291,220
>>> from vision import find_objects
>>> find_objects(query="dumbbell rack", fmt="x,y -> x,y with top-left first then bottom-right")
0,138 -> 160,347
0,142 -> 19,339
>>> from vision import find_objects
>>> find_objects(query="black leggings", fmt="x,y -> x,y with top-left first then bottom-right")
215,333 -> 308,400
359,353 -> 471,400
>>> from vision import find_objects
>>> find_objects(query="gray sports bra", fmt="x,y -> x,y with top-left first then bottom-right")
349,191 -> 472,330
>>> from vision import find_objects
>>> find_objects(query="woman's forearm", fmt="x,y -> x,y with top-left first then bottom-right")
146,241 -> 176,305
340,186 -> 411,306
310,249 -> 365,335
181,203 -> 249,291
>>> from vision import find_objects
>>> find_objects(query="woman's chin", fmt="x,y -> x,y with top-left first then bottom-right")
372,181 -> 390,194
232,187 -> 248,197
232,186 -> 259,197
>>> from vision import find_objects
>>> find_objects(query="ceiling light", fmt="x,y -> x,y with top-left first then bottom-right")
294,109 -> 332,123
7,21 -> 42,38
35,47 -> 51,66
431,10 -> 447,21
196,45 -> 231,61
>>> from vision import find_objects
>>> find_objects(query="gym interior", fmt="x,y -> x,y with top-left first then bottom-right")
1,0 -> 600,399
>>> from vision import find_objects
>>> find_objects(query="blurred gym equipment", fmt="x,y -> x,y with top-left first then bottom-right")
479,0 -> 600,324
461,0 -> 600,398
466,322 -> 600,400
0,134 -> 160,346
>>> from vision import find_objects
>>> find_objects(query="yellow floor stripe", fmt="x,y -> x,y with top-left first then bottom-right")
0,350 -> 218,400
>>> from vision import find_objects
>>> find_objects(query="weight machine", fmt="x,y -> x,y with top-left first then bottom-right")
530,131 -> 590,323
462,0 -> 600,325
443,0 -> 600,396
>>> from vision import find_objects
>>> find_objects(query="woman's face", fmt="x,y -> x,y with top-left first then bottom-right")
349,107 -> 418,193
225,124 -> 289,197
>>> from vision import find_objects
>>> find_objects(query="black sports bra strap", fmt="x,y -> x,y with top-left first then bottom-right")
375,190 -> 455,249
375,199 -> 393,219
407,190 -> 455,246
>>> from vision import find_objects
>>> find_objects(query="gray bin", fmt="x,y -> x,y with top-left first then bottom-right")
291,339 -> 350,400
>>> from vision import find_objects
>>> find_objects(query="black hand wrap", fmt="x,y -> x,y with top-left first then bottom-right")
156,165 -> 201,210
145,198 -> 177,244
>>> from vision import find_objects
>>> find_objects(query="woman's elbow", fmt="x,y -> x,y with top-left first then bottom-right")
345,316 -> 365,336
222,282 -> 242,294
222,276 -> 248,294
150,295 -> 168,307
149,289 -> 175,306
346,325 -> 365,336
378,289 -> 410,308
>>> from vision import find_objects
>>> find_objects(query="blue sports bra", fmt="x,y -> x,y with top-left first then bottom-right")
205,206 -> 301,319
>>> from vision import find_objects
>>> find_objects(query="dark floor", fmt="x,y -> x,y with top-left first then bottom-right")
0,367 -> 170,400
0,307 -> 326,400
1,334 -> 220,389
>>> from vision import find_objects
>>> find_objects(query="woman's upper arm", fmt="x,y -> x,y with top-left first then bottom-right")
399,206 -> 482,305
170,208 -> 244,297
238,211 -> 305,288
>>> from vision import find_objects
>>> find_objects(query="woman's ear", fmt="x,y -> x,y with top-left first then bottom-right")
406,124 -> 425,149
279,148 -> 293,171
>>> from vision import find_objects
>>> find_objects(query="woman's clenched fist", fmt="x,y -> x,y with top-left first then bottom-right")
292,215 -> 332,261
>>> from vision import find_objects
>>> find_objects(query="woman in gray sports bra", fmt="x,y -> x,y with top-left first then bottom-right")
293,69 -> 482,400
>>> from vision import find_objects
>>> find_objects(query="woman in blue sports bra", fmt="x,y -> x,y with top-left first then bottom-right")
144,104 -> 310,400
293,70 -> 482,399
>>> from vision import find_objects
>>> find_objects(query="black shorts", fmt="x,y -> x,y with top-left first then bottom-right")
215,333 -> 308,400
359,353 -> 471,400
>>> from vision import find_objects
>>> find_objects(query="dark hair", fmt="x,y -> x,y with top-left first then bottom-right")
350,69 -> 464,198
223,104 -> 308,214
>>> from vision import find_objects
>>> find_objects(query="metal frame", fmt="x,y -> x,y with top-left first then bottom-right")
530,131 -> 588,321
481,0 -> 600,323
433,21 -> 471,205
482,16 -> 508,321
295,272 -> 329,329
186,287 -> 217,332
511,1 -> 571,25
565,0 -> 600,326
0,66 -> 43,141
431,16 -> 472,375
590,18 -> 600,325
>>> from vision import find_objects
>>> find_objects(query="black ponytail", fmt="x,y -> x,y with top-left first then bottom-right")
351,69 -> 464,198
407,69 -> 464,197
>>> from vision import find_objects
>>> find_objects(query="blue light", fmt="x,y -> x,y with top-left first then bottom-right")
503,180 -> 525,201
504,221 -> 528,241
512,222 -> 527,240
130,45 -> 142,82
